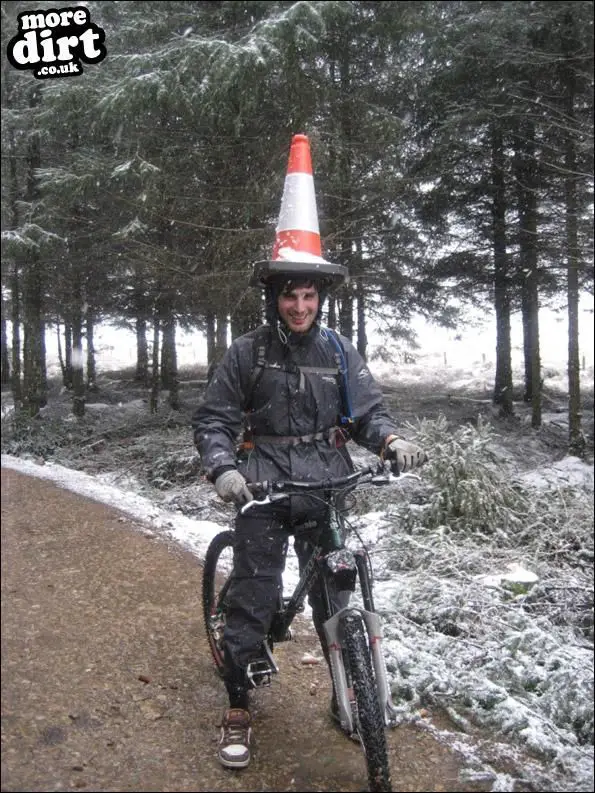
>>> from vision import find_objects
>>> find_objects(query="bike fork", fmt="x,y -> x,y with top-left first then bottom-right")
323,606 -> 399,734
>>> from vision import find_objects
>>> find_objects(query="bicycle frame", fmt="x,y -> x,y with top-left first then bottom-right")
244,486 -> 399,735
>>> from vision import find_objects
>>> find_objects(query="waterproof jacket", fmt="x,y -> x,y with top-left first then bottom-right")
192,323 -> 399,495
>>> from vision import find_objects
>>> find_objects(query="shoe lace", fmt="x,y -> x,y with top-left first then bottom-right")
224,714 -> 248,745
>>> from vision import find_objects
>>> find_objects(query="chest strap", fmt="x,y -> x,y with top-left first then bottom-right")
241,426 -> 347,449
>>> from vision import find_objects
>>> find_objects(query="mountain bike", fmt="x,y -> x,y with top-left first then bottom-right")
202,462 -> 419,793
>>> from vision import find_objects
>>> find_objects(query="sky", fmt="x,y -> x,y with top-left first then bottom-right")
2,304 -> 594,792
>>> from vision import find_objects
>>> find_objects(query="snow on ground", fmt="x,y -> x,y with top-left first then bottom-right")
2,307 -> 594,792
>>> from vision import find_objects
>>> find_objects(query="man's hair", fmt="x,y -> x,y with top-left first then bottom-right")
278,278 -> 319,296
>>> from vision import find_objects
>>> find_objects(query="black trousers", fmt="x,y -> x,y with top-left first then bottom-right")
222,501 -> 350,707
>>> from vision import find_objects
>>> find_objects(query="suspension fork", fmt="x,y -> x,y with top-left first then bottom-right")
323,553 -> 399,733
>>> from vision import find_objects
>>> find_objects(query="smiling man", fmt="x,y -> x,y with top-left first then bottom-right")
276,279 -> 319,334
192,263 -> 426,770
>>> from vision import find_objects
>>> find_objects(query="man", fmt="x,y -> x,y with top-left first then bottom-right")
192,265 -> 426,769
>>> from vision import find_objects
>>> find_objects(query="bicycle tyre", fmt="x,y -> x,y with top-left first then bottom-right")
341,609 -> 392,792
202,530 -> 235,675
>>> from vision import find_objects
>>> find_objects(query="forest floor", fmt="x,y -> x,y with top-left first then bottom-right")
1,365 -> 593,792
2,465 -> 502,793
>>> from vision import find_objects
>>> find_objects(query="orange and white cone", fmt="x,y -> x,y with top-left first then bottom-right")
272,133 -> 328,265
251,134 -> 348,287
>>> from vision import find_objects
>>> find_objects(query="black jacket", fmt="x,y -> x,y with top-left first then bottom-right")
192,323 -> 399,490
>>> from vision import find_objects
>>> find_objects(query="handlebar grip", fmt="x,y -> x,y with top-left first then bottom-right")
247,481 -> 267,494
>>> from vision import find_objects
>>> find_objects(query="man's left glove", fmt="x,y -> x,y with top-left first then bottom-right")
214,469 -> 252,505
384,436 -> 427,473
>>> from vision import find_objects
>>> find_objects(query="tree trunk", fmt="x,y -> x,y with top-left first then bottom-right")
1,304 -> 10,385
40,323 -> 47,406
160,310 -> 171,387
161,313 -> 179,410
149,314 -> 160,414
56,322 -> 64,378
71,279 -> 85,417
205,312 -> 216,364
490,125 -> 514,416
521,290 -> 532,403
86,310 -> 97,391
22,254 -> 45,416
10,262 -> 22,408
514,121 -> 541,427
561,11 -> 584,457
5,69 -> 21,405
327,296 -> 337,329
339,295 -> 353,339
63,322 -> 73,389
215,312 -> 228,361
21,86 -> 46,416
135,315 -> 149,386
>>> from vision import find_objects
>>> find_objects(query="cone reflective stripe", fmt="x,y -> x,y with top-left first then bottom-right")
250,133 -> 348,287
273,134 -> 326,263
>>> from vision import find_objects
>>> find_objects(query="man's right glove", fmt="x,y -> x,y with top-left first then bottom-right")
214,469 -> 252,505
384,436 -> 427,473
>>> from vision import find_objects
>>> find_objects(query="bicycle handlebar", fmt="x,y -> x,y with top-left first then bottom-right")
240,463 -> 421,514
247,463 -> 377,493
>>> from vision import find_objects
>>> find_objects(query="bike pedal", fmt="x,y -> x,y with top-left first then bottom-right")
246,640 -> 279,687
246,659 -> 274,688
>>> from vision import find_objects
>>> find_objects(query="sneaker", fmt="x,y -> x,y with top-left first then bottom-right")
218,708 -> 252,769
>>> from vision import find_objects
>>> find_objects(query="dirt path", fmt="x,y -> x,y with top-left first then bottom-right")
1,467 -> 493,793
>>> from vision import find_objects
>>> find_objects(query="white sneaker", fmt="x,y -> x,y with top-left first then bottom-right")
218,708 -> 252,768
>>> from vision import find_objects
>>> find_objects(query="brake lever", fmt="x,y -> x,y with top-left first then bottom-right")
240,492 -> 289,515
370,470 -> 422,485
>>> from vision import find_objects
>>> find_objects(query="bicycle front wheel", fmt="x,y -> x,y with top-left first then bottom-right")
341,609 -> 392,793
202,530 -> 235,675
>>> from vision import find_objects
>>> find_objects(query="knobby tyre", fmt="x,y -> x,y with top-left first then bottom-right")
341,610 -> 392,792
202,530 -> 235,675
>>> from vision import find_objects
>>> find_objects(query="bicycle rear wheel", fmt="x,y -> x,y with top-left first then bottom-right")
341,609 -> 392,792
202,530 -> 235,675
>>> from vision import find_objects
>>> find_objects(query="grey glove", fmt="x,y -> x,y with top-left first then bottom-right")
214,469 -> 252,505
385,437 -> 427,472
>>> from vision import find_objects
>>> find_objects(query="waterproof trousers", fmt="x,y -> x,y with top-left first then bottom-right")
222,502 -> 350,709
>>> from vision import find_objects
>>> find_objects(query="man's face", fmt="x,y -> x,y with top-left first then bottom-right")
277,283 -> 320,334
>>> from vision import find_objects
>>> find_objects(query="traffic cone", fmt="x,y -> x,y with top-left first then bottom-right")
251,134 -> 348,287
273,133 -> 326,264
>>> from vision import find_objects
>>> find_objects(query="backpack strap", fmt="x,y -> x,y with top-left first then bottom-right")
245,324 -> 273,411
245,324 -> 354,428
323,327 -> 355,427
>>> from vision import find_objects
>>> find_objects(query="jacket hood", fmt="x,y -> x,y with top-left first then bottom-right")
264,278 -> 328,328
